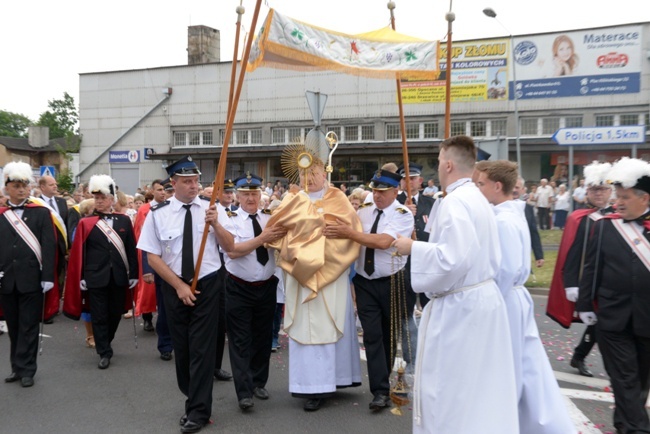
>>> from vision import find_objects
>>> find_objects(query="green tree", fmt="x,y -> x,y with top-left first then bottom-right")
37,92 -> 78,140
0,110 -> 32,138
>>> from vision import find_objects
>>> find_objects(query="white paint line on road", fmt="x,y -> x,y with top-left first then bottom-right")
562,395 -> 604,434
560,388 -> 614,403
554,370 -> 611,389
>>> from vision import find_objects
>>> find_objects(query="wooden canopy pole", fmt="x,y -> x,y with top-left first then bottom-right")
387,1 -> 412,204
443,2 -> 454,138
190,0 -> 263,294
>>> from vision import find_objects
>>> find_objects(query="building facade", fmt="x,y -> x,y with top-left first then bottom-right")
77,22 -> 650,194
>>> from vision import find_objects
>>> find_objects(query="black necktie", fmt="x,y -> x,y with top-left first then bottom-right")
364,210 -> 383,276
9,205 -> 25,210
182,204 -> 194,282
412,197 -> 417,206
249,213 -> 269,265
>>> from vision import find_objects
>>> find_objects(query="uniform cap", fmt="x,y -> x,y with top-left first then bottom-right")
608,157 -> 650,194
398,162 -> 423,178
88,174 -> 117,196
583,161 -> 612,187
234,172 -> 263,191
165,156 -> 201,177
369,169 -> 402,190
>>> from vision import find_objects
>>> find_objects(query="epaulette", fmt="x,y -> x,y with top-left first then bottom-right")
261,209 -> 273,215
396,207 -> 409,214
150,200 -> 170,212
358,202 -> 372,209
227,210 -> 238,217
199,195 -> 210,201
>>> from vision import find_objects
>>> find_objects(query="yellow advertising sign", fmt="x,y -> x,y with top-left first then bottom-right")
401,39 -> 510,103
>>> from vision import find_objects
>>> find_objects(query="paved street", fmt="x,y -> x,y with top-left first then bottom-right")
1,294 -> 647,433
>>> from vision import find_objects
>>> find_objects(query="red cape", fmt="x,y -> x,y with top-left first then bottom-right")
62,216 -> 132,320
0,203 -> 60,321
546,208 -> 595,328
133,203 -> 157,315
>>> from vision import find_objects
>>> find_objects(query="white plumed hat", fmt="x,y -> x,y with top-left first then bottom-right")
583,161 -> 611,187
607,157 -> 650,194
3,161 -> 34,184
88,174 -> 117,196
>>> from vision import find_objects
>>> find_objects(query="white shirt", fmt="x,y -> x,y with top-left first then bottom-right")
41,194 -> 59,215
137,195 -> 222,280
554,191 -> 571,211
354,199 -> 413,280
423,185 -> 438,196
220,207 -> 276,282
536,185 -> 554,208
572,186 -> 586,202
493,200 -> 531,295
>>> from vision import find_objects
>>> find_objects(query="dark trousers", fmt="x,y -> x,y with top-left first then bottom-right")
88,277 -> 126,359
272,303 -> 284,344
573,325 -> 597,360
215,266 -> 227,372
538,207 -> 550,230
597,322 -> 650,433
154,274 -> 172,354
353,272 -> 414,396
163,273 -> 220,423
0,288 -> 42,378
226,274 -> 277,400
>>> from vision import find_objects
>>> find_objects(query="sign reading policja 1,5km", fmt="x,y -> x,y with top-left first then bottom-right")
552,126 -> 646,146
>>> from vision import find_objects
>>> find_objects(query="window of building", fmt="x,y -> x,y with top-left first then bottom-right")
361,125 -> 375,141
450,121 -> 466,136
620,114 -> 640,126
327,126 -> 341,139
287,127 -> 302,143
406,123 -> 420,139
250,129 -> 262,144
386,124 -> 401,140
491,119 -> 506,137
344,125 -> 358,142
272,128 -> 285,144
470,120 -> 487,137
595,115 -> 614,127
564,116 -> 582,128
236,130 -> 248,145
423,122 -> 438,139
520,118 -> 539,136
220,130 -> 232,146
174,130 -> 214,147
542,117 -> 560,135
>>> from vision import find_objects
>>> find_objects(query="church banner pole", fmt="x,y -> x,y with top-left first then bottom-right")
191,0 -> 263,295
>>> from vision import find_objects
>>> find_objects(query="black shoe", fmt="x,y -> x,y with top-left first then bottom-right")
369,393 -> 391,410
238,398 -> 254,410
304,398 -> 323,411
180,420 -> 205,433
570,357 -> 593,377
20,377 -> 34,387
43,318 -> 53,325
160,352 -> 173,361
4,372 -> 19,383
179,414 -> 188,426
253,387 -> 269,400
98,357 -> 111,369
143,319 -> 154,332
214,369 -> 233,381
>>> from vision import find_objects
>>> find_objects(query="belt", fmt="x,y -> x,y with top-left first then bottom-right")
178,269 -> 220,285
227,273 -> 275,287
430,279 -> 494,299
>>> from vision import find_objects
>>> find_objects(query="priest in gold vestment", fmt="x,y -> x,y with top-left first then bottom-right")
267,164 -> 362,411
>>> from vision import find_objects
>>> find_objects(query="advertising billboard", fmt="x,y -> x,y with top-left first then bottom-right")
401,38 -> 510,103
511,25 -> 641,99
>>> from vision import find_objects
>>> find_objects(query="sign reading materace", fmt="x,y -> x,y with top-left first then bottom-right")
109,150 -> 140,163
511,25 -> 642,100
552,126 -> 646,146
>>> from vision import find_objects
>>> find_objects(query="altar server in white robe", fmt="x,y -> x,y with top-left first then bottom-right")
393,135 -> 518,434
475,160 -> 576,434
266,162 -> 362,412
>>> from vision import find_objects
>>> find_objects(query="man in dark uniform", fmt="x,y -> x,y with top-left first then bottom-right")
577,158 -> 650,434
64,174 -> 138,370
212,173 -> 286,411
0,162 -> 57,387
324,169 -> 414,411
547,162 -> 613,377
138,156 -> 223,433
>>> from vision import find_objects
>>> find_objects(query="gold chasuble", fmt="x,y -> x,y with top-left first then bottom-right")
267,186 -> 360,344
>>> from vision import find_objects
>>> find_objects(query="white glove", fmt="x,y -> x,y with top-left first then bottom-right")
565,287 -> 579,302
579,312 -> 598,326
41,282 -> 54,293
80,280 -> 88,291
128,279 -> 138,289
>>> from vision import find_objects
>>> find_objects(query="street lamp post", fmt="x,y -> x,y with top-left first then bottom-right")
483,7 -> 522,174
